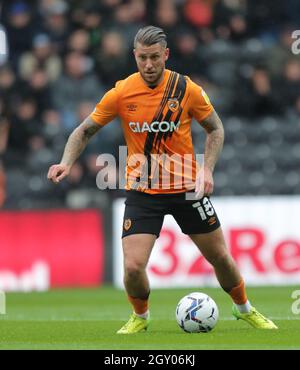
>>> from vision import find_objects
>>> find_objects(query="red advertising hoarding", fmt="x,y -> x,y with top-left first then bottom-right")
0,210 -> 104,291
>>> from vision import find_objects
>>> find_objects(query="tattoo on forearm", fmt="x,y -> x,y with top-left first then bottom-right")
61,117 -> 101,167
201,110 -> 224,172
83,121 -> 101,140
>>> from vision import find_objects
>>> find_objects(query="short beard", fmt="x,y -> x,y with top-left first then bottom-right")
143,70 -> 163,87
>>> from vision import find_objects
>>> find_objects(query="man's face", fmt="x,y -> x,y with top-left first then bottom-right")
134,42 -> 169,86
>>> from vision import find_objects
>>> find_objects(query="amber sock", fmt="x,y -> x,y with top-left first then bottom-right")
229,280 -> 251,313
128,295 -> 149,319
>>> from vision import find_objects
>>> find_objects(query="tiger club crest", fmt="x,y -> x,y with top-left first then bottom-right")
124,219 -> 132,231
167,98 -> 179,112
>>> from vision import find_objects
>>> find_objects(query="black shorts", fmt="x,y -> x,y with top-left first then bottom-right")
122,190 -> 221,238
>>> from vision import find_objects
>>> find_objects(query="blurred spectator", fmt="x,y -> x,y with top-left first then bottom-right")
41,0 -> 70,53
51,51 -> 104,131
246,0 -> 288,39
6,96 -> 44,163
95,31 -> 129,87
172,30 -> 206,77
39,0 -> 68,16
101,0 -> 123,11
67,29 -> 91,55
184,0 -> 214,29
0,97 -> 9,207
285,0 -> 300,26
22,68 -> 54,116
77,101 -> 96,123
266,27 -> 298,77
42,109 -> 63,146
130,0 -> 146,23
112,1 -> 144,45
19,33 -> 62,82
0,97 -> 9,155
5,1 -> 37,68
293,97 -> 300,116
213,0 -> 249,42
235,66 -> 283,117
0,64 -> 20,115
279,59 -> 300,113
80,9 -> 103,53
65,161 -> 85,188
228,14 -> 249,42
153,0 -> 180,51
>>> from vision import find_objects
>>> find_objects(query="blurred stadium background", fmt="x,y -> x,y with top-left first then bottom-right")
0,0 -> 300,349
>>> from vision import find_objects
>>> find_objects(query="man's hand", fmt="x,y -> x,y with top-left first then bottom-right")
47,164 -> 71,184
195,166 -> 214,198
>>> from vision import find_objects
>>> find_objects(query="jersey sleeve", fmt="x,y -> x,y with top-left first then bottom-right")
188,79 -> 214,123
89,87 -> 118,126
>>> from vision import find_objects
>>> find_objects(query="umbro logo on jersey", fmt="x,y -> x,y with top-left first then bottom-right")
129,121 -> 181,133
126,104 -> 138,112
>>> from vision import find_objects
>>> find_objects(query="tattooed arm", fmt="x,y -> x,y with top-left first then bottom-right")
201,110 -> 224,172
196,110 -> 224,196
47,117 -> 101,183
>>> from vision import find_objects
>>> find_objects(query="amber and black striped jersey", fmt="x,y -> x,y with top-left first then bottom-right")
90,69 -> 214,194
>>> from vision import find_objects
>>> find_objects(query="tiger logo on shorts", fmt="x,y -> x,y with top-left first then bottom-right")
124,219 -> 132,231
208,217 -> 217,226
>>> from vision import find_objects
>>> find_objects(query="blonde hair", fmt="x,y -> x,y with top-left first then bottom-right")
134,26 -> 167,48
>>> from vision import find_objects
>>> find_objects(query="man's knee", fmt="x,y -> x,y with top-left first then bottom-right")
124,261 -> 145,279
209,252 -> 234,268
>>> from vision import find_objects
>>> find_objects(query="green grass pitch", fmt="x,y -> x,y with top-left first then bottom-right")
0,286 -> 299,350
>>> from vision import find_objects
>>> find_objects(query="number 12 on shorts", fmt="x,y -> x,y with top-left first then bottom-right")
192,197 -> 215,220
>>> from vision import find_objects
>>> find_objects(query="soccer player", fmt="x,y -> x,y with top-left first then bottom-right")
48,26 -> 277,333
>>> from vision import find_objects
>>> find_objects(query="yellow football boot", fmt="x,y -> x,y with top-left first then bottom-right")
117,313 -> 150,334
232,305 -> 278,329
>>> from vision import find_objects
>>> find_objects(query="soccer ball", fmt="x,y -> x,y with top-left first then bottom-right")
176,292 -> 219,333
